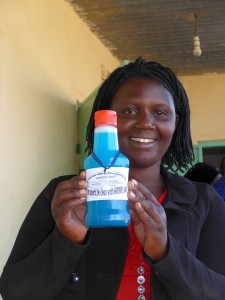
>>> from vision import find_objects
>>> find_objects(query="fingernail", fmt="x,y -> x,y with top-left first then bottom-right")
131,179 -> 138,186
79,189 -> 86,195
136,202 -> 142,209
128,191 -> 135,198
128,181 -> 134,190
78,180 -> 86,186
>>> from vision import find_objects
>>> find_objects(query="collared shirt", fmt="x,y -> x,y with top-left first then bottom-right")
116,190 -> 167,300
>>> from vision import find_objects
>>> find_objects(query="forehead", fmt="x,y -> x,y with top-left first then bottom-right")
111,77 -> 174,106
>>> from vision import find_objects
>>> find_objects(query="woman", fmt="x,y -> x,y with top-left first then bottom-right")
1,58 -> 225,300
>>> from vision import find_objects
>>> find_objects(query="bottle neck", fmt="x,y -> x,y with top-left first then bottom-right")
93,125 -> 119,155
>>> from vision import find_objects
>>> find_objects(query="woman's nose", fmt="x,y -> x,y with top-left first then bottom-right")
136,112 -> 155,129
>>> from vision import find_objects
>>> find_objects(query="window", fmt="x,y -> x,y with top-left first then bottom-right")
195,140 -> 225,172
203,146 -> 225,171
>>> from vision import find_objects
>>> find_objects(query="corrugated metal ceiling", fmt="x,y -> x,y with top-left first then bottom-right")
66,0 -> 225,76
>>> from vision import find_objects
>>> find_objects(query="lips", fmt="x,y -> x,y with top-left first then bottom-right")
130,137 -> 155,144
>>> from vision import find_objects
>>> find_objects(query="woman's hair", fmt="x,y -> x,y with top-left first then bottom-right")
86,57 -> 194,172
184,162 -> 221,184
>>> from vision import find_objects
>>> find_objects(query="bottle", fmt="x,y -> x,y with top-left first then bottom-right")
84,110 -> 130,228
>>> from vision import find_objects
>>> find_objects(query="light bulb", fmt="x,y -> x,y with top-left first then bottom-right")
193,35 -> 202,57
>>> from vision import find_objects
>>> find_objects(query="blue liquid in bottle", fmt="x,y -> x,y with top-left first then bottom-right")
84,110 -> 130,228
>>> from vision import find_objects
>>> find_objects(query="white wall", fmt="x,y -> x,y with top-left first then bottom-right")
180,74 -> 225,144
0,0 -> 119,288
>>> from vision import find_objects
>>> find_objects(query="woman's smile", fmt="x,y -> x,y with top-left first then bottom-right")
130,137 -> 156,144
129,136 -> 159,150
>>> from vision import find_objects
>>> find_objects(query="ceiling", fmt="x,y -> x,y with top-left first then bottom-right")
66,0 -> 225,76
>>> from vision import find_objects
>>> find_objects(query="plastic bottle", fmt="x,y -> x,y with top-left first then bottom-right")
84,110 -> 130,227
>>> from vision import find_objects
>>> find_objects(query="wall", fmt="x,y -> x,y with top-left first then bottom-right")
0,0 -> 119,287
180,74 -> 225,144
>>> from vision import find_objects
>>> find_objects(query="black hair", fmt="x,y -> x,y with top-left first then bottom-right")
184,162 -> 221,184
86,57 -> 194,172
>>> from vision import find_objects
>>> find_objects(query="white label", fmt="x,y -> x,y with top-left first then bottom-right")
86,167 -> 129,201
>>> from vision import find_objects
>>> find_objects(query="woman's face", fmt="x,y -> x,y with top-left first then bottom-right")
110,77 -> 178,168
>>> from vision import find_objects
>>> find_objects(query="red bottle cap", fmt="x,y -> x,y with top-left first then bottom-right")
94,110 -> 117,127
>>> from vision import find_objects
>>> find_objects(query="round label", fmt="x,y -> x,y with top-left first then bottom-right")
86,167 -> 129,201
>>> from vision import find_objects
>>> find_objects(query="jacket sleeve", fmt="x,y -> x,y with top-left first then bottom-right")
0,176 -> 90,300
145,185 -> 225,300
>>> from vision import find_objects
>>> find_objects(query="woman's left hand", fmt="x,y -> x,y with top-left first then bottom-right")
128,180 -> 168,262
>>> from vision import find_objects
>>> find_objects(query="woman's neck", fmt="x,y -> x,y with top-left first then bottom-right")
129,164 -> 166,199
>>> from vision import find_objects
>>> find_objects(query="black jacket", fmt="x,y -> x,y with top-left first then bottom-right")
1,169 -> 225,300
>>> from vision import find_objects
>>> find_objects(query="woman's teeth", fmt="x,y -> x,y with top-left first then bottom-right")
131,137 -> 154,143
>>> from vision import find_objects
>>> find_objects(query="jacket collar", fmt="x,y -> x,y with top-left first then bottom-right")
160,167 -> 197,210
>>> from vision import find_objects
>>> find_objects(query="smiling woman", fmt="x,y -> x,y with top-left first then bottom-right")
1,58 -> 225,300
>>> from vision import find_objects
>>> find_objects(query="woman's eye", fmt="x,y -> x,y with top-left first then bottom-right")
122,108 -> 137,116
154,110 -> 167,118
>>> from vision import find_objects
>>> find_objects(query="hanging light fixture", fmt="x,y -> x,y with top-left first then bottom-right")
193,13 -> 202,57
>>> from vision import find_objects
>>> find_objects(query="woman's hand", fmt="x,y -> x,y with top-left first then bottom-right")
128,179 -> 168,262
51,171 -> 88,244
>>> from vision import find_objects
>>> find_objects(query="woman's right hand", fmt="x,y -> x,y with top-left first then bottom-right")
51,171 -> 88,244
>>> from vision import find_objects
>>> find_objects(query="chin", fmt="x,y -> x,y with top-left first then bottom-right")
129,160 -> 153,169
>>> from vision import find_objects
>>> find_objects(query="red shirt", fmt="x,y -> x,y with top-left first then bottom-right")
116,190 -> 167,300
